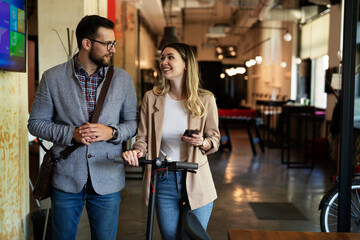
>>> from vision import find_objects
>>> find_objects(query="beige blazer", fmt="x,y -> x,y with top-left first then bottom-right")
132,90 -> 220,210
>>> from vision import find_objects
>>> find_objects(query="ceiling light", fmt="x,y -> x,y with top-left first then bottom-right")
218,54 -> 224,60
225,68 -> 237,76
215,45 -> 237,59
249,59 -> 256,66
236,67 -> 246,74
220,73 -> 225,79
296,58 -> 302,64
280,61 -> 287,68
283,31 -> 292,42
255,56 -> 263,64
158,26 -> 179,49
283,1 -> 292,43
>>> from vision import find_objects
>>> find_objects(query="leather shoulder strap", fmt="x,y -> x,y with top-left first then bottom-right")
91,66 -> 114,123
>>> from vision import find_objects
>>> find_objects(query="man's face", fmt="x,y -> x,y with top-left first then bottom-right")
88,27 -> 116,67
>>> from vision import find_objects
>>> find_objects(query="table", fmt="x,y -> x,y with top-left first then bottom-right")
218,109 -> 264,156
228,229 -> 360,240
281,104 -> 325,168
256,100 -> 285,148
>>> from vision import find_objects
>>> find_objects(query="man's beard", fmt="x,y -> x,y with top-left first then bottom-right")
89,47 -> 112,67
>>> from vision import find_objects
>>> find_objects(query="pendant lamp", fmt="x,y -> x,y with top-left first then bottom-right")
158,26 -> 179,49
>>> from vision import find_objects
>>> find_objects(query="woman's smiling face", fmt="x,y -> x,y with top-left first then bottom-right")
160,47 -> 186,82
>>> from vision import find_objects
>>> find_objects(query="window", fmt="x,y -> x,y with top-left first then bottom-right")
311,55 -> 328,109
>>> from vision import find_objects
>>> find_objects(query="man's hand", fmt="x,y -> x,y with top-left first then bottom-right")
73,127 -> 90,145
73,122 -> 113,145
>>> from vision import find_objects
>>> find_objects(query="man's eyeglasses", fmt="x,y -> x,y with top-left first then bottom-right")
88,38 -> 117,51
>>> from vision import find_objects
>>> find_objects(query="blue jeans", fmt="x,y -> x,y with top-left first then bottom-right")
155,171 -> 213,240
51,181 -> 121,240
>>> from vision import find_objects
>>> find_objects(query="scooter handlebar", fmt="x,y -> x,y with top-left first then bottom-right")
168,161 -> 198,170
114,156 -> 198,170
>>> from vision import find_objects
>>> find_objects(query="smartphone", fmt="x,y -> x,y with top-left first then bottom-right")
183,129 -> 200,137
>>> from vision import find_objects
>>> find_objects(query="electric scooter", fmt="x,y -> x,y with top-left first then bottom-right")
115,156 -> 210,240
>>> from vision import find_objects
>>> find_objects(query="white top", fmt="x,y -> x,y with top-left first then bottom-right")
160,93 -> 188,162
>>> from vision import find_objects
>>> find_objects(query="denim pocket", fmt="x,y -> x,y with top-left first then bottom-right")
156,170 -> 168,182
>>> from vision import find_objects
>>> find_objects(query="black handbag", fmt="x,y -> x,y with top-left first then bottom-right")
32,66 -> 114,200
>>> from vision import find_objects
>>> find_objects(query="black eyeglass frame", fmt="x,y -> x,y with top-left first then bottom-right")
88,38 -> 117,51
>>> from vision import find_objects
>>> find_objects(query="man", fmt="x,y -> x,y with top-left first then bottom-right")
28,15 -> 137,240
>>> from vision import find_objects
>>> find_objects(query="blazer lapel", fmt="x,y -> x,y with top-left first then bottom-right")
70,60 -> 90,123
153,94 -> 166,157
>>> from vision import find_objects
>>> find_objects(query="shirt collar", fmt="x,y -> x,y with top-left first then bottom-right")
73,53 -> 104,77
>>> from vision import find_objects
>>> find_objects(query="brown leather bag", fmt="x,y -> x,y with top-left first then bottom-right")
32,66 -> 114,200
32,142 -> 60,200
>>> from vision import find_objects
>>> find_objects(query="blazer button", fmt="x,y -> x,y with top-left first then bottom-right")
87,154 -> 93,158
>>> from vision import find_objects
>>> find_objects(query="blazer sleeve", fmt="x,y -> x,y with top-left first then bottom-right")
28,71 -> 76,145
202,95 -> 220,155
132,91 -> 150,155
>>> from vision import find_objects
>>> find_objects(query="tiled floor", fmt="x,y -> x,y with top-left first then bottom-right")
29,128 -> 336,239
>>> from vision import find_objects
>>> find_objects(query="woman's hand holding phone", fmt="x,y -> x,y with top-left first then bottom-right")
182,129 -> 200,137
181,129 -> 205,147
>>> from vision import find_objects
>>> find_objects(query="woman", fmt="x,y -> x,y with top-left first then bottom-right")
122,42 -> 220,239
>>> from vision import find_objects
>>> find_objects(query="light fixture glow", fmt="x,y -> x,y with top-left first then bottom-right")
218,54 -> 224,60
228,68 -> 236,76
283,31 -> 292,42
220,73 -> 225,78
225,67 -> 246,76
216,47 -> 222,53
249,59 -> 256,66
295,58 -> 302,64
280,61 -> 287,68
236,67 -> 246,74
255,56 -> 262,64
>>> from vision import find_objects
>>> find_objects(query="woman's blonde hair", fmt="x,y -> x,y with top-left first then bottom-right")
153,42 -> 213,118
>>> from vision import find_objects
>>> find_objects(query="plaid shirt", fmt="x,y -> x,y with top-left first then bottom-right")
74,54 -> 104,121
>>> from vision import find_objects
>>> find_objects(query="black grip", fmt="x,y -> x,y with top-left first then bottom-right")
114,156 -> 154,165
169,162 -> 198,170
138,157 -> 154,165
114,156 -> 127,164
114,156 -> 198,171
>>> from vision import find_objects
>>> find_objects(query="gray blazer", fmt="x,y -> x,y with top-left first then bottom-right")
28,59 -> 137,195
